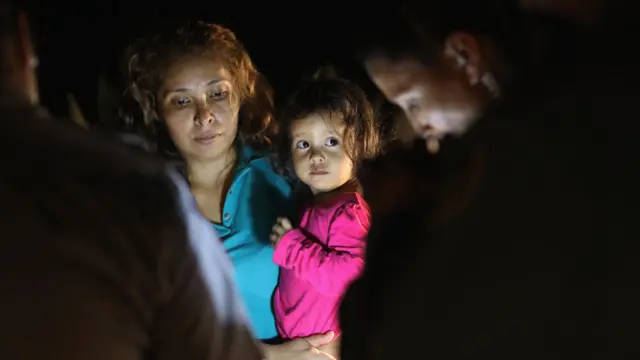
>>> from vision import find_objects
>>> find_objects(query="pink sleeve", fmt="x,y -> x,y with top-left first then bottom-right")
273,201 -> 369,296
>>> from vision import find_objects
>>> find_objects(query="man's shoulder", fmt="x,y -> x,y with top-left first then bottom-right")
2,106 -> 166,182
0,106 -> 177,220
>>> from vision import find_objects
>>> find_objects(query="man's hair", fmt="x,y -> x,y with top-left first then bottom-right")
354,0 -> 524,66
0,1 -> 19,39
0,1 -> 17,76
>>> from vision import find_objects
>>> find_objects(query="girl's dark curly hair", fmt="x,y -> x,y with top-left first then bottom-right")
277,69 -> 382,179
120,21 -> 276,156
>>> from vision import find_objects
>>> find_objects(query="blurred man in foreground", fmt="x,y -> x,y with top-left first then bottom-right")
0,3 -> 262,359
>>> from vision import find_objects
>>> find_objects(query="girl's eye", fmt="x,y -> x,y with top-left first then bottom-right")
325,137 -> 339,147
210,90 -> 228,100
295,140 -> 310,149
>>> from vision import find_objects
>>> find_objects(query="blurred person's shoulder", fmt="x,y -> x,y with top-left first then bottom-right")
0,104 -> 174,202
1,104 -> 166,179
0,104 -> 265,360
0,103 -> 181,247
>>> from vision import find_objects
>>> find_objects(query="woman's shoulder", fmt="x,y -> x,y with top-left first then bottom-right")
242,148 -> 292,194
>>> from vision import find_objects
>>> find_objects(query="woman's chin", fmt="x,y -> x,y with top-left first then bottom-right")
182,147 -> 229,162
186,140 -> 234,160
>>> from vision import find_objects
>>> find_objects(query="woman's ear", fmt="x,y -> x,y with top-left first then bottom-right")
131,85 -> 159,126
443,32 -> 484,86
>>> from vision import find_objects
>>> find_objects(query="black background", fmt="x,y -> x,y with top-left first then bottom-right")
29,0 -> 385,123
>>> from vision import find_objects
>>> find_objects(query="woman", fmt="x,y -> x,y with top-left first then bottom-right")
121,21 -> 335,359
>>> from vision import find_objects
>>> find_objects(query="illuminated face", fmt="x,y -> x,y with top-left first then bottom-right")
290,112 -> 354,195
365,56 -> 482,141
158,54 -> 240,162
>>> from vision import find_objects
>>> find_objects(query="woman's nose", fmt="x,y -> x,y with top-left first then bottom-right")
194,103 -> 214,125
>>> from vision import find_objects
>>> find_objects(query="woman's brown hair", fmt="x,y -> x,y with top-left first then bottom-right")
120,21 -> 276,155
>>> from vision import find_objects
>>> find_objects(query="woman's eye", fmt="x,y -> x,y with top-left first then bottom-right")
295,140 -> 310,149
175,98 -> 190,107
325,137 -> 339,147
210,90 -> 228,100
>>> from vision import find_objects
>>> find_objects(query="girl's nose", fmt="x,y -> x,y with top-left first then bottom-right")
309,147 -> 325,163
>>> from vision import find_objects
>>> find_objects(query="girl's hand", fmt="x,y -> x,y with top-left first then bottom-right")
270,217 -> 293,247
262,332 -> 336,360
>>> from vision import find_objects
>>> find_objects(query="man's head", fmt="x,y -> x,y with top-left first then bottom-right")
0,1 -> 38,104
355,1 -> 522,145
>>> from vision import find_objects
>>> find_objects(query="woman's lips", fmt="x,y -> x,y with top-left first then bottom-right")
193,133 -> 221,144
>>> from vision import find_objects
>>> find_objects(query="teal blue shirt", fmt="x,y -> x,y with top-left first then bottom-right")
214,148 -> 293,340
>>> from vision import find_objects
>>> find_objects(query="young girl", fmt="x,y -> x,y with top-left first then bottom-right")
270,75 -> 381,356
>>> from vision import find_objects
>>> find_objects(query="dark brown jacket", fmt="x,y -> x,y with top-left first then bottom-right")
341,13 -> 640,359
0,101 -> 262,360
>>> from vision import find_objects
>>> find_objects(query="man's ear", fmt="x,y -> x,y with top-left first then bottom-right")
444,32 -> 483,86
16,11 -> 39,104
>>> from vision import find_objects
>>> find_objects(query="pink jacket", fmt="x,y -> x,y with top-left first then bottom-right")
273,192 -> 370,339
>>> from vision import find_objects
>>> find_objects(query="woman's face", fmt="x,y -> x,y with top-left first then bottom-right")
158,54 -> 240,162
365,55 -> 485,142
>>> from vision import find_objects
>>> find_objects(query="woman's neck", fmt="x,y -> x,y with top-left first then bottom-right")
187,148 -> 237,189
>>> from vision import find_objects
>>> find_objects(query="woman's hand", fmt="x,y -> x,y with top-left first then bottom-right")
262,332 -> 337,360
270,217 -> 293,248
316,337 -> 340,360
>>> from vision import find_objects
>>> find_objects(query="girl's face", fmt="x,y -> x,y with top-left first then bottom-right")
290,112 -> 354,195
157,54 -> 240,162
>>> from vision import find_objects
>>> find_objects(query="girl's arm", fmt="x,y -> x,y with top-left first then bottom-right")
273,201 -> 368,296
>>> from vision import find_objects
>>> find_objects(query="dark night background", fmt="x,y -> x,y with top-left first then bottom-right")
28,0 -> 386,127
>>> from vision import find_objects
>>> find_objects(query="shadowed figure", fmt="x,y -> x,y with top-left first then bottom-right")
341,1 -> 640,358
0,3 -> 263,359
